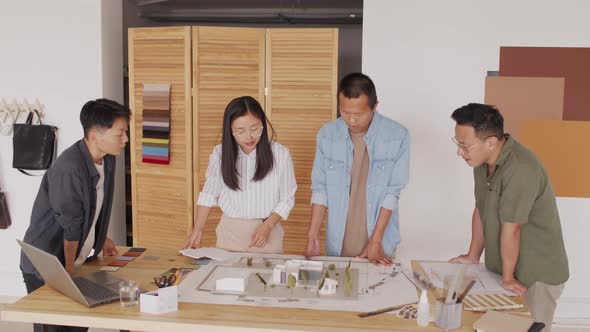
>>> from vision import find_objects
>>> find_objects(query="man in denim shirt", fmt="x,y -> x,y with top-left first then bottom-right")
304,73 -> 410,265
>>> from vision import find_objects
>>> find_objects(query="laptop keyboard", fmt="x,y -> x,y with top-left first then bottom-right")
73,277 -> 118,301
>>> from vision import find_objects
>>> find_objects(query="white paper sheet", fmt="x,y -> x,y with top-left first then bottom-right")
179,247 -> 234,262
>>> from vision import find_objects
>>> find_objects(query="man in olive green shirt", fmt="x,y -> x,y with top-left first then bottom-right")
449,103 -> 568,331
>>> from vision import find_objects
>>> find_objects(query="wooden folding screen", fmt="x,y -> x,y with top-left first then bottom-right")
130,26 -> 337,253
192,26 -> 266,247
265,28 -> 338,254
129,27 -> 193,249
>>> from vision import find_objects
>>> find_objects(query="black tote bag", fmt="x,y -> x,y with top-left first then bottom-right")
12,110 -> 58,175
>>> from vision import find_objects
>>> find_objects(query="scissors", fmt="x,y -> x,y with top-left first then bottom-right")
154,273 -> 177,288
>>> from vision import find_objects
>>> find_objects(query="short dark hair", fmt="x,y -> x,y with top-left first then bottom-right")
80,99 -> 131,138
221,96 -> 275,191
338,72 -> 378,109
451,103 -> 504,139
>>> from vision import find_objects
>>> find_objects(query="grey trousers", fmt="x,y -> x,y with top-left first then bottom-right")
525,281 -> 565,332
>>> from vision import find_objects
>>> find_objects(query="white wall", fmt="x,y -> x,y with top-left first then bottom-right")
0,0 -> 124,297
363,0 -> 590,325
101,0 -> 126,246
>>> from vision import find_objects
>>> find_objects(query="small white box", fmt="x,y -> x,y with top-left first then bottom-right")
319,278 -> 338,295
215,277 -> 246,292
140,285 -> 178,314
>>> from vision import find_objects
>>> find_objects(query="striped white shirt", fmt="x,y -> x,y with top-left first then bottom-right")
197,142 -> 297,220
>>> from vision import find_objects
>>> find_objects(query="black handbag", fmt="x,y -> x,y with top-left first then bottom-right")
0,185 -> 11,229
12,110 -> 58,175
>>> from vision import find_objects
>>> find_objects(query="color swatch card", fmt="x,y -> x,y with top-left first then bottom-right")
142,83 -> 171,164
103,248 -> 147,270
100,266 -> 120,272
108,260 -> 127,267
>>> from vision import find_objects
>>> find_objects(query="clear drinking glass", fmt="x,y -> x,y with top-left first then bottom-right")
119,280 -> 139,307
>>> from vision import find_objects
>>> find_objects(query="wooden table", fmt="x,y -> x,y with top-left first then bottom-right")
0,248 -> 525,331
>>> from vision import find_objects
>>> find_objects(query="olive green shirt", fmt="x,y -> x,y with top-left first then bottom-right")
474,135 -> 569,288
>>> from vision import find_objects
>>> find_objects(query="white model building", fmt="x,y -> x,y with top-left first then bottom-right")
273,264 -> 288,284
272,260 -> 324,287
216,277 -> 247,292
319,278 -> 338,295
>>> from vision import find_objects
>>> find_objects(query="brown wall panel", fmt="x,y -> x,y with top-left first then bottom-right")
499,47 -> 590,121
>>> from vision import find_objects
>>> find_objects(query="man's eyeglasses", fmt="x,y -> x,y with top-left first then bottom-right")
233,126 -> 263,140
451,136 -> 495,153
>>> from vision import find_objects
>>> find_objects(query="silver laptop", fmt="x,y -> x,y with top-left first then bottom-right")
18,239 -> 129,307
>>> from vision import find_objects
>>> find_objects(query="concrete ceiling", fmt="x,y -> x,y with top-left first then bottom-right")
130,0 -> 363,24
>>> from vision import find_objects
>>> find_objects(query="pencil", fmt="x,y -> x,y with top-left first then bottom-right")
358,301 -> 417,318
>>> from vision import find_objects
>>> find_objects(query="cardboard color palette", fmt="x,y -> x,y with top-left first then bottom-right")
520,120 -> 590,198
484,76 -> 564,140
499,47 -> 590,121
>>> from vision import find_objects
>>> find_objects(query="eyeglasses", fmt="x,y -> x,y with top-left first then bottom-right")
232,126 -> 263,140
452,136 -> 494,153
340,110 -> 374,120
452,137 -> 480,152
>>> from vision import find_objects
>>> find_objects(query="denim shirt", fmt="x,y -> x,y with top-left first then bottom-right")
310,111 -> 410,256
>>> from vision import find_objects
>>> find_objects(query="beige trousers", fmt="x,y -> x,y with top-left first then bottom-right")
216,214 -> 284,254
525,281 -> 565,332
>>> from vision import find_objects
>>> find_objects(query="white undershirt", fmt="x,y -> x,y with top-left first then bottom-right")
75,160 -> 104,266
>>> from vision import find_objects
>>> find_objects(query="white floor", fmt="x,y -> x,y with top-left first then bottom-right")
0,298 -> 117,332
0,311 -> 116,332
1,319 -> 588,332
0,321 -> 116,332
1,299 -> 589,332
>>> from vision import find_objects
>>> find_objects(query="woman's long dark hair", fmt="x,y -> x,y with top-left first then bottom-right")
221,96 -> 275,191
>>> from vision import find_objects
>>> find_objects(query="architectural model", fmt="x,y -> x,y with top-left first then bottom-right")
272,260 -> 323,287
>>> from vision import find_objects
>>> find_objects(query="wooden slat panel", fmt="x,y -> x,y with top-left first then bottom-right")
129,27 -> 193,250
267,28 -> 338,254
192,27 -> 265,247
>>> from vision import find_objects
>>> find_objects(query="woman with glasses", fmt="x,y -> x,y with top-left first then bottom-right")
183,96 -> 297,253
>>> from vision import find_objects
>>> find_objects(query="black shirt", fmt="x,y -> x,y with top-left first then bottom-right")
20,140 -> 115,277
